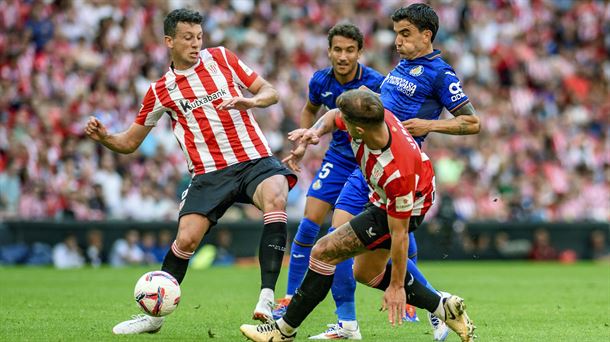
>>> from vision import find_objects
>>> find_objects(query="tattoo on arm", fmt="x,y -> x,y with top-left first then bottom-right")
452,102 -> 476,116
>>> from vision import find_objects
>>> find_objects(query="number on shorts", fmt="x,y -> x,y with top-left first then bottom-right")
318,162 -> 334,179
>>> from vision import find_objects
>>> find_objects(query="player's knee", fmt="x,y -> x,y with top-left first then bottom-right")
265,195 -> 287,211
310,238 -> 332,263
353,269 -> 371,285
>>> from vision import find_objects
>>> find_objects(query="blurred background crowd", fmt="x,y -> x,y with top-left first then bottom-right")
0,0 -> 608,225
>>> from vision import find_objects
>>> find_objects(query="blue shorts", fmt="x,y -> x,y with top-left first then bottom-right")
306,151 -> 358,205
334,169 -> 369,216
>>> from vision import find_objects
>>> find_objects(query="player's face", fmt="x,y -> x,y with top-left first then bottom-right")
165,22 -> 203,69
328,36 -> 362,79
393,20 -> 431,60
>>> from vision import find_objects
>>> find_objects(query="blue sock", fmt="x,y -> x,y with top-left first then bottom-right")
408,232 -> 418,263
328,227 -> 357,321
286,218 -> 320,296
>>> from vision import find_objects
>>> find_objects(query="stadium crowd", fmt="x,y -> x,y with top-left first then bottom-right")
0,0 -> 608,223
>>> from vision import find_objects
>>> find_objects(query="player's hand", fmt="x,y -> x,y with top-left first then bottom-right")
217,97 -> 256,111
381,285 -> 406,327
282,142 -> 307,172
287,128 -> 320,145
402,118 -> 431,137
84,116 -> 108,142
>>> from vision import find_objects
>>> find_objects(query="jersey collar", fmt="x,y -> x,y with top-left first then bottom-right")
403,49 -> 442,64
330,63 -> 363,84
170,57 -> 201,76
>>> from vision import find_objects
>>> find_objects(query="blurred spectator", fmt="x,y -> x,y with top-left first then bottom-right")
52,233 -> 85,269
86,229 -> 105,267
154,229 -> 172,263
0,0 -> 607,222
493,231 -> 531,259
109,229 -> 144,267
528,228 -> 558,261
588,229 -> 610,262
140,231 -> 158,265
213,227 -> 236,266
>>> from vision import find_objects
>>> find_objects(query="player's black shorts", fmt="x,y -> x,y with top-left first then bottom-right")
179,156 -> 296,226
350,203 -> 424,250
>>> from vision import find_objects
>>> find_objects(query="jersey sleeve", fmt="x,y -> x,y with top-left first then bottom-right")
134,84 -> 165,126
334,110 -> 347,131
221,47 -> 259,88
384,173 -> 415,219
433,68 -> 470,113
308,72 -> 323,106
367,69 -> 386,93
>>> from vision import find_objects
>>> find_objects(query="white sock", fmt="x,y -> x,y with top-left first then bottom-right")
339,320 -> 358,330
432,297 -> 446,320
260,288 -> 274,302
276,318 -> 297,335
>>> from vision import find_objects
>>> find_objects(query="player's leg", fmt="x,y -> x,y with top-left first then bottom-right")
309,170 -> 368,339
277,156 -> 355,318
114,173 -> 223,335
286,196 -> 332,298
246,157 -> 296,322
351,209 -> 474,342
241,220 -> 367,341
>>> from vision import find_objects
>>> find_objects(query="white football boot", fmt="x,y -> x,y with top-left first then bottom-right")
309,322 -> 362,340
112,314 -> 164,334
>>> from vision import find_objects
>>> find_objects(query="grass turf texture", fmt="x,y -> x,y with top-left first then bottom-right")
1,262 -> 608,341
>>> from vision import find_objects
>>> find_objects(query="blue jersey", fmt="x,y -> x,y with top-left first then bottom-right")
380,49 -> 470,146
309,64 -> 385,160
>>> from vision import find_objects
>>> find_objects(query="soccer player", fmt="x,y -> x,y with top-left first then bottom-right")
310,4 -> 481,340
274,23 -> 385,338
241,90 -> 475,342
84,9 -> 296,334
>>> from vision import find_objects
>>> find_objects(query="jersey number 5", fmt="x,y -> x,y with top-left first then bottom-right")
318,162 -> 334,179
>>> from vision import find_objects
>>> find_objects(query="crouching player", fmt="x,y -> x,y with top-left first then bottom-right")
240,90 -> 476,341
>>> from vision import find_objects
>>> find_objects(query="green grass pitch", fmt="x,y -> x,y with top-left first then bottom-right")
1,261 -> 608,341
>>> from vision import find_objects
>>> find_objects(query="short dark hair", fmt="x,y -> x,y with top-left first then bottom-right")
336,90 -> 384,126
328,23 -> 364,50
164,8 -> 203,37
391,4 -> 439,42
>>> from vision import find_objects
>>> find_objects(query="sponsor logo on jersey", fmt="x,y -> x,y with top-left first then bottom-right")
385,75 -> 417,96
321,91 -> 333,98
312,179 -> 322,190
395,192 -> 414,212
179,89 -> 228,113
409,65 -> 424,76
448,81 -> 466,102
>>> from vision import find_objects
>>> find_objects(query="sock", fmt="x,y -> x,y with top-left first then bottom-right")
328,227 -> 357,322
161,241 -> 193,284
287,218 -> 320,295
259,288 -> 274,303
408,232 -> 418,263
276,318 -> 297,336
282,257 -> 335,329
260,211 -> 288,290
408,258 -> 437,292
368,264 -> 441,313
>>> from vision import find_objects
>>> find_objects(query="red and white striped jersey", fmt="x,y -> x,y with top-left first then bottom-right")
135,46 -> 272,175
335,110 -> 435,218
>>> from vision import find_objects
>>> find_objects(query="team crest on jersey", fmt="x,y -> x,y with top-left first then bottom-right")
205,61 -> 220,75
371,165 -> 384,180
409,65 -> 424,76
312,179 -> 322,190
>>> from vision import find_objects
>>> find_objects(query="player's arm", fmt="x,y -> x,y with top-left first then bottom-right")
300,99 -> 322,128
383,214 -> 410,326
217,76 -> 279,110
402,103 -> 480,137
85,117 -> 152,154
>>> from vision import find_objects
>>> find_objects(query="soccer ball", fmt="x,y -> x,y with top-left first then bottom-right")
134,271 -> 181,317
